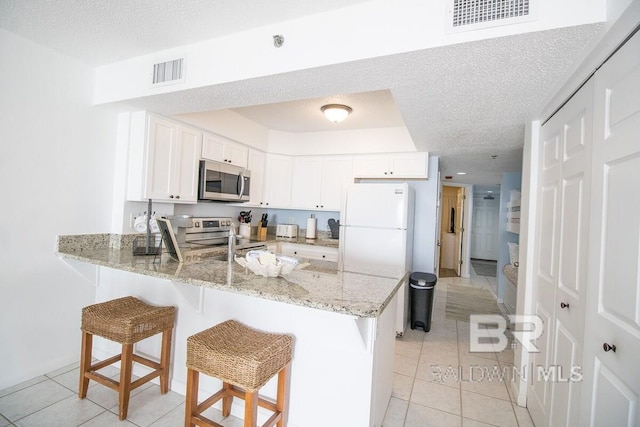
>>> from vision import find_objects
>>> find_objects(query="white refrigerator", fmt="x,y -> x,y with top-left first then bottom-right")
339,183 -> 414,336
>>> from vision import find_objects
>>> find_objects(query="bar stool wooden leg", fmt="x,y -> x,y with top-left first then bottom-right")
78,331 -> 92,399
222,382 -> 233,417
184,368 -> 199,427
244,390 -> 258,427
276,364 -> 290,427
119,343 -> 134,420
160,328 -> 172,394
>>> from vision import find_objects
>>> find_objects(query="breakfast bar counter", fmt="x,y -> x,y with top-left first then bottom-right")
56,233 -> 401,427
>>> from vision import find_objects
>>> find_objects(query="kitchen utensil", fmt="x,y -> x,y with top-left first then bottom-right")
328,218 -> 340,239
261,213 -> 268,227
239,210 -> 252,223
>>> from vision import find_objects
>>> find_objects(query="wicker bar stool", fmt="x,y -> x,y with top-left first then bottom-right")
79,296 -> 176,420
185,320 -> 293,427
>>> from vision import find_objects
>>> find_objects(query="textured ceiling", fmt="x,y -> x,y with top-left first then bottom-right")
0,1 -> 605,185
0,0 -> 370,65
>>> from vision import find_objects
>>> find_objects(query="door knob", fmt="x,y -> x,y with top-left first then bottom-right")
560,302 -> 570,309
602,343 -> 616,352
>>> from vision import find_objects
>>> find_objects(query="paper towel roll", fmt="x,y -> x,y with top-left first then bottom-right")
134,215 -> 147,232
306,217 -> 317,239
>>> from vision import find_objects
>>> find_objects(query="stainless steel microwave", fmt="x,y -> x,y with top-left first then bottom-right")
198,160 -> 250,202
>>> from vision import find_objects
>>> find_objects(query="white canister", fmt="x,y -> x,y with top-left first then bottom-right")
306,216 -> 317,239
239,223 -> 251,238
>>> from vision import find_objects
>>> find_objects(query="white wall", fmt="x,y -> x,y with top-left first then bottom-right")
268,127 -> 417,155
497,172 -> 521,302
92,0 -> 606,105
173,110 -> 270,152
0,30 -> 119,389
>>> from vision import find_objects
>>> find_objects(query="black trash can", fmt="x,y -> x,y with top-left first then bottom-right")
410,272 -> 438,332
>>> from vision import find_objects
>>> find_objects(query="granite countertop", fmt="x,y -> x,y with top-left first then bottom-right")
56,234 -> 402,318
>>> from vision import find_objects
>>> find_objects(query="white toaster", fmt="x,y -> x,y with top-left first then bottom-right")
276,224 -> 298,239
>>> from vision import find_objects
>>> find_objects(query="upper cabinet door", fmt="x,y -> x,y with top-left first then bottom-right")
263,154 -> 292,208
353,156 -> 390,178
173,125 -> 202,203
290,157 -> 323,209
353,153 -> 428,179
202,132 -> 248,168
144,115 -> 176,200
320,157 -> 353,210
389,153 -> 428,178
247,149 -> 266,206
127,112 -> 201,204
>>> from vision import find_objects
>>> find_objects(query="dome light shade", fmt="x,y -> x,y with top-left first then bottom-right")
321,104 -> 352,123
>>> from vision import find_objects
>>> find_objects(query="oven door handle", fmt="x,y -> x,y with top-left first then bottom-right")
237,171 -> 245,200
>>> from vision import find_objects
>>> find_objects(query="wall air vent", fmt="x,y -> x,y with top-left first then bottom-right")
448,0 -> 535,32
152,58 -> 185,86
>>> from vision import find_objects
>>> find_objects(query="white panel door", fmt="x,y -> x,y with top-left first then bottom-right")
529,115 -> 562,427
529,77 -> 593,426
580,31 -> 640,427
470,195 -> 499,260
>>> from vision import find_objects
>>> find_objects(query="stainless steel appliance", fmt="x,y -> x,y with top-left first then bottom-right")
167,215 -> 267,252
167,216 -> 232,248
276,224 -> 298,239
198,160 -> 251,202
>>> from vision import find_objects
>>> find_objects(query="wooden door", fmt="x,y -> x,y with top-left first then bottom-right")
579,31 -> 640,427
470,195 -> 499,260
455,187 -> 466,276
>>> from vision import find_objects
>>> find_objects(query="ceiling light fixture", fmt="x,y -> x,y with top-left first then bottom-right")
321,104 -> 352,123
456,172 -> 467,175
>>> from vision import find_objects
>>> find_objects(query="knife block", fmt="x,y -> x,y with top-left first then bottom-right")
256,225 -> 268,240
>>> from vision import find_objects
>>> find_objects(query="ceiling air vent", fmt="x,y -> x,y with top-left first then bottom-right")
448,0 -> 535,31
152,58 -> 185,86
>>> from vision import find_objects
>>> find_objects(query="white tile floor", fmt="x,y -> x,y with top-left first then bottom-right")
382,269 -> 535,427
0,268 -> 534,427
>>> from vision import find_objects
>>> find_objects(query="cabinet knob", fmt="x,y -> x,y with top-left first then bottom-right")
294,251 -> 297,255
603,343 -> 616,353
320,205 -> 324,208
169,195 -> 174,199
175,195 -> 180,199
322,255 -> 326,258
560,302 -> 570,309
316,205 -> 319,208
384,172 -> 388,175
390,171 -> 393,175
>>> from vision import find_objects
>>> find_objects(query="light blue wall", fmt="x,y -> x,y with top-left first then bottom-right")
408,155 -> 440,274
497,172 -> 521,301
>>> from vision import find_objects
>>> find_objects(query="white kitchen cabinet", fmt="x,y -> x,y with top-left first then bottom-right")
279,243 -> 338,262
246,149 -> 266,206
290,156 -> 353,211
202,132 -> 248,168
262,154 -> 292,208
353,152 -> 428,179
126,112 -> 202,204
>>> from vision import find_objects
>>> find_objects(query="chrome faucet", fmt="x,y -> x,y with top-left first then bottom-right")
227,225 -> 236,263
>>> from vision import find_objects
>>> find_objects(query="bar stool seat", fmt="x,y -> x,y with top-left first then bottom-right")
185,320 -> 293,427
79,296 -> 175,420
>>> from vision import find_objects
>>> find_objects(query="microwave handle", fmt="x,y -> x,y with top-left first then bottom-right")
237,171 -> 245,200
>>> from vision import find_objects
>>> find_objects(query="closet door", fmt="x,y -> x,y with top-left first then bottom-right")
580,31 -> 640,427
528,78 -> 593,427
